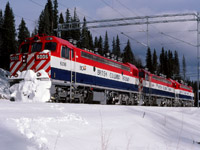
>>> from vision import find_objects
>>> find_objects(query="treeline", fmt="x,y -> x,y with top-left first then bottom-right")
146,47 -> 182,80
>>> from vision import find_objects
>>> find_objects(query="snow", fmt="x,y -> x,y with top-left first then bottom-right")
0,68 -> 10,99
0,101 -> 200,150
9,70 -> 51,102
0,68 -> 200,150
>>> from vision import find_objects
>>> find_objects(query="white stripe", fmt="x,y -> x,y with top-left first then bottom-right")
51,56 -> 137,85
27,54 -> 34,62
36,60 -> 45,71
43,62 -> 50,71
11,62 -> 21,74
27,60 -> 35,70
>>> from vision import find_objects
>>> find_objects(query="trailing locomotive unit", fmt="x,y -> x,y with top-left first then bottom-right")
139,69 -> 194,106
10,34 -> 139,104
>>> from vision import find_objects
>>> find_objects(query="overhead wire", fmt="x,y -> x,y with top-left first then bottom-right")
99,0 -> 149,48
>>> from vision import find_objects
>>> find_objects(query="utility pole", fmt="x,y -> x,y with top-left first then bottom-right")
147,17 -> 149,48
197,12 -> 200,108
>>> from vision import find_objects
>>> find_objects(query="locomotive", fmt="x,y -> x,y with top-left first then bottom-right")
10,34 -> 194,106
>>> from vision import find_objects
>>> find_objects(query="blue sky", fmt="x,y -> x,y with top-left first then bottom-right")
1,0 -> 200,80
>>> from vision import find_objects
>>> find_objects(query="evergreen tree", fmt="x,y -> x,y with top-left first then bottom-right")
71,8 -> 81,46
122,40 -> 134,64
94,36 -> 98,48
182,55 -> 186,80
163,50 -> 168,77
159,47 -> 165,74
1,2 -> 17,70
135,57 -> 143,68
115,35 -> 121,57
103,31 -> 109,55
58,13 -> 64,38
64,9 -> 72,40
112,37 -> 116,54
18,18 -> 30,45
59,13 -> 64,23
31,26 -> 38,36
152,49 -> 157,74
167,50 -> 173,78
173,50 -> 180,79
88,30 -> 94,50
38,5 -> 50,35
47,0 -> 53,35
98,36 -> 103,55
146,47 -> 152,72
53,0 -> 58,35
80,17 -> 89,49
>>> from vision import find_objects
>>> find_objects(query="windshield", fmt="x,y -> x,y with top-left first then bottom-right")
31,43 -> 42,52
44,42 -> 57,51
20,44 -> 29,53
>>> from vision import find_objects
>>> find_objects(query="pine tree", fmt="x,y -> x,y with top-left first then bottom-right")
94,36 -> 98,48
135,57 -> 143,68
152,49 -> 157,74
88,30 -> 94,50
182,55 -> 186,80
122,40 -> 134,64
173,50 -> 180,79
103,31 -> 109,55
71,8 -> 81,45
164,50 -> 168,77
115,35 -> 121,57
64,9 -> 72,40
98,36 -> 103,55
58,13 -> 64,38
59,13 -> 64,23
38,5 -> 50,35
53,0 -> 58,35
146,47 -> 152,72
112,37 -> 116,54
47,0 -> 53,35
80,17 -> 89,49
31,25 -> 38,36
159,47 -> 165,74
18,18 -> 30,45
1,2 -> 17,70
167,50 -> 173,78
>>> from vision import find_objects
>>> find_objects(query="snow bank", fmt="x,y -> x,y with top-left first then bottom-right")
10,70 -> 51,102
0,68 -> 10,99
0,101 -> 200,150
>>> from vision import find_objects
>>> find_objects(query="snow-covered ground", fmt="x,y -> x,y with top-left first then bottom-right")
0,101 -> 200,150
0,68 -> 10,99
0,68 -> 200,150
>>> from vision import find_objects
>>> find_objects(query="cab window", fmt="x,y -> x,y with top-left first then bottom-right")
20,44 -> 29,53
32,43 -> 42,52
44,42 -> 57,51
61,46 -> 70,59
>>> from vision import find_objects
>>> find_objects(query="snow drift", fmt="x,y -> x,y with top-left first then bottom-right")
9,70 -> 51,102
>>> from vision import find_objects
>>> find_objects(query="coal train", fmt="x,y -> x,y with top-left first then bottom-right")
10,34 -> 194,106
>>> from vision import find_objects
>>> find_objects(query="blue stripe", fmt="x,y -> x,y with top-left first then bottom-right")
179,94 -> 193,100
143,87 -> 175,98
51,67 -> 138,92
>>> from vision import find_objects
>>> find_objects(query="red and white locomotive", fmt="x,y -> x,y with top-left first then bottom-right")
10,34 -> 194,106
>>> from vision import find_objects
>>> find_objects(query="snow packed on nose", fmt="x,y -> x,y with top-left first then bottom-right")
9,70 -> 51,102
